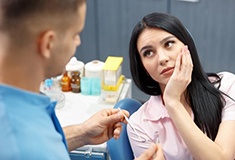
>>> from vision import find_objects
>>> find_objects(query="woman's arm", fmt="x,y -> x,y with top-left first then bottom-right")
167,100 -> 235,160
164,46 -> 235,159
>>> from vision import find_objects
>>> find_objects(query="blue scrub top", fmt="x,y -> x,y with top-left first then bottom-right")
0,84 -> 70,160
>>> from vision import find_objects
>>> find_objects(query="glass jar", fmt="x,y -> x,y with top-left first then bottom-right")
71,71 -> 81,93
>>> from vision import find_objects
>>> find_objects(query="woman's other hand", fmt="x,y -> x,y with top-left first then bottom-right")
136,143 -> 165,160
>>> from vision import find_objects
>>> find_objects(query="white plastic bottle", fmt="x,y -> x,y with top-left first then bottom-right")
65,57 -> 84,78
84,60 -> 104,82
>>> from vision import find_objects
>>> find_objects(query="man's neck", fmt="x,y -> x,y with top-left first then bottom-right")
0,54 -> 44,93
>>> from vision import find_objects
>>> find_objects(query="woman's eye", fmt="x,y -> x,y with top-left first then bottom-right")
165,40 -> 175,48
143,50 -> 153,57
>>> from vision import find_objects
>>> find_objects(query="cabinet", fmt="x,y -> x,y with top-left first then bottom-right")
75,0 -> 235,102
56,80 -> 131,160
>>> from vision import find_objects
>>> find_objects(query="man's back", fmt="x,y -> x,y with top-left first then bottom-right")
0,84 -> 70,160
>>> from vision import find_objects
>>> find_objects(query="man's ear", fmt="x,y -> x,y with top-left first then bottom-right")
37,30 -> 56,59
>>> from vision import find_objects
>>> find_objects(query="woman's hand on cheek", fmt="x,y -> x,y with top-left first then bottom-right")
163,45 -> 193,104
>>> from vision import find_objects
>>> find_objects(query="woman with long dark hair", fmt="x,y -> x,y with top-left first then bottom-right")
128,12 -> 235,160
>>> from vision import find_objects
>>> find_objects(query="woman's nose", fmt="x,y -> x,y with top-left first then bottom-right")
158,50 -> 169,66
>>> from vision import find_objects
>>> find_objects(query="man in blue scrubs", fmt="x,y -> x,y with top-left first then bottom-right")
0,0 -> 129,159
0,0 -> 160,159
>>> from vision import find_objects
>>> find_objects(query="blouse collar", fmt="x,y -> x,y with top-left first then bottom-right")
143,95 -> 170,121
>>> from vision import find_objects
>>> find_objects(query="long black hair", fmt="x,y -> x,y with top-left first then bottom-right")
129,12 -> 225,141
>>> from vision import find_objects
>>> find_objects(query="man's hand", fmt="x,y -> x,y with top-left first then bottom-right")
136,144 -> 165,160
63,108 -> 129,151
83,108 -> 129,145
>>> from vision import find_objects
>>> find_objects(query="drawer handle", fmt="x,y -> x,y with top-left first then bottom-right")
84,147 -> 92,158
70,147 -> 105,158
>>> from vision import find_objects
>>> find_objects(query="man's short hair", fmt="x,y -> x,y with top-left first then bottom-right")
0,0 -> 81,28
0,0 -> 83,47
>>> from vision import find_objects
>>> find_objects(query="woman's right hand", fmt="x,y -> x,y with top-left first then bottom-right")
135,143 -> 165,160
163,45 -> 193,106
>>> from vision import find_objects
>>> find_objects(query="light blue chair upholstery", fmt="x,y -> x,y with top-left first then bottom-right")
107,98 -> 142,160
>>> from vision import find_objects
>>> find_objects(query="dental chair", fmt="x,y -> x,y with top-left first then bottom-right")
107,98 -> 142,160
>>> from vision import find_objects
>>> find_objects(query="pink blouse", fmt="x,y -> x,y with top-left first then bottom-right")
127,72 -> 235,159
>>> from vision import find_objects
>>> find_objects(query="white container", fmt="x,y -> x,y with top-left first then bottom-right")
65,57 -> 84,78
103,56 -> 123,86
84,60 -> 104,83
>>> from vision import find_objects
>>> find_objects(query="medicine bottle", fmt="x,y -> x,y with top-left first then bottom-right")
71,71 -> 80,93
61,71 -> 71,92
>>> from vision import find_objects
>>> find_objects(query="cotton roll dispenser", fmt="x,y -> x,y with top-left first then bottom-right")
65,57 -> 84,78
84,60 -> 104,83
82,60 -> 104,96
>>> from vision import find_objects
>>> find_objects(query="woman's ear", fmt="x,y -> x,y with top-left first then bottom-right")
37,30 -> 56,59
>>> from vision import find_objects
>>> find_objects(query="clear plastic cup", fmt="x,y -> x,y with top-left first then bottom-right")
81,77 -> 91,95
91,78 -> 101,96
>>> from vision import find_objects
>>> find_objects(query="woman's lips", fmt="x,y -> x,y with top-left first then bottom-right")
160,67 -> 174,75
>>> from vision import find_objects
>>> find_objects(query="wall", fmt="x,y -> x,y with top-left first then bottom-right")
75,0 -> 235,102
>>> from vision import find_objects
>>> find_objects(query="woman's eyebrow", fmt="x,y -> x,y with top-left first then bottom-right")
140,45 -> 152,53
160,35 -> 175,44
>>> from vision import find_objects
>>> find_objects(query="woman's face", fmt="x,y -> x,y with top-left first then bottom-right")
137,27 -> 185,89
